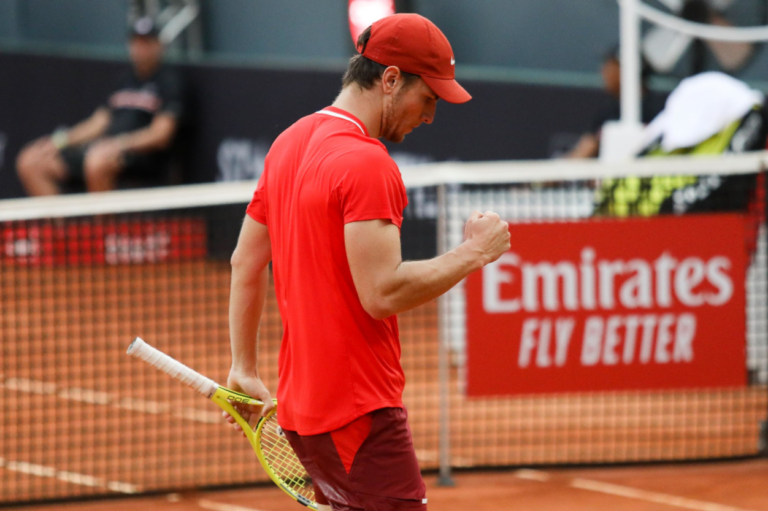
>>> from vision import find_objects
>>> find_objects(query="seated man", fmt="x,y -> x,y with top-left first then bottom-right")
566,47 -> 665,159
16,17 -> 183,195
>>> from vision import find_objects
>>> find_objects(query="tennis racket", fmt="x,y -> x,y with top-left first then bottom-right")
126,337 -> 316,509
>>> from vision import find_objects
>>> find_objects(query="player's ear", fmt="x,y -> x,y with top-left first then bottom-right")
381,66 -> 401,94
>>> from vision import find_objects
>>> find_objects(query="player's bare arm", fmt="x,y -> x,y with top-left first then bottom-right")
345,210 -> 510,319
226,216 -> 274,430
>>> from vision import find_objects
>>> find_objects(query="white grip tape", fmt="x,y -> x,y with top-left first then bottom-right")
127,337 -> 219,398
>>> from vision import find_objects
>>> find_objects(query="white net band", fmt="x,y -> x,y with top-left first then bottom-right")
0,152 -> 766,222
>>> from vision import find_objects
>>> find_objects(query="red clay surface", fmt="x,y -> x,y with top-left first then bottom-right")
5,460 -> 768,511
2,262 -> 767,505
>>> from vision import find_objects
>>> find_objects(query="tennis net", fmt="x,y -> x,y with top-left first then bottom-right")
1,153 -> 767,504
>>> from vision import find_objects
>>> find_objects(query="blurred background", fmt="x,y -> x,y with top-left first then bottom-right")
1,1 -> 768,511
2,0 -> 768,197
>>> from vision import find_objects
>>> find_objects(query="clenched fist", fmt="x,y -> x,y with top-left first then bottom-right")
463,211 -> 511,266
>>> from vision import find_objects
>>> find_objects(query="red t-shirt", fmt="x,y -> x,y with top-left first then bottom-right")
246,106 -> 409,435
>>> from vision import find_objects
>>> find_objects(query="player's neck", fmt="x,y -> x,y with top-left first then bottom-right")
332,86 -> 382,139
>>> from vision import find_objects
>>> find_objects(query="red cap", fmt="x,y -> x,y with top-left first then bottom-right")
360,14 -> 471,104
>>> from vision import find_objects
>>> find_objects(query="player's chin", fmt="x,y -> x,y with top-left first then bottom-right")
384,132 -> 408,144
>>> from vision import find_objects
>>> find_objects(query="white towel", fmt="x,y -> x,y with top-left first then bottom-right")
642,71 -> 763,152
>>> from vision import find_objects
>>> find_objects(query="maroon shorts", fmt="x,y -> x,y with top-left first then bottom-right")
284,408 -> 427,511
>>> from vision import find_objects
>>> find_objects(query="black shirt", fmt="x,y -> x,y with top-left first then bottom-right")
589,90 -> 667,134
105,66 -> 184,137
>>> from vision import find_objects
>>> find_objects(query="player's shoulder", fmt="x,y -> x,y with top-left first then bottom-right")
326,131 -> 396,171
271,113 -> 394,162
327,145 -> 403,197
269,113 -> 318,150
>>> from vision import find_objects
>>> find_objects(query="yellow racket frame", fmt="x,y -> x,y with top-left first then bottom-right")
211,387 -> 317,509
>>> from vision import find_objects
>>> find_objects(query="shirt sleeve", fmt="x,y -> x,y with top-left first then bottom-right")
246,169 -> 268,225
157,67 -> 185,119
336,149 -> 408,228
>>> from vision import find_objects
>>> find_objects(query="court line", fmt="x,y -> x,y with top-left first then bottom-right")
0,375 -> 220,424
0,457 -> 140,494
571,478 -> 760,511
514,469 -> 551,482
511,469 -> 758,511
198,499 -> 266,511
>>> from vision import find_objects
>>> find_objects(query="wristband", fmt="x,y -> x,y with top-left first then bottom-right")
51,130 -> 69,150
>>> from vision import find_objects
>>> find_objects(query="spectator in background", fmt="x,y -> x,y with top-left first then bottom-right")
16,17 -> 184,196
566,47 -> 666,159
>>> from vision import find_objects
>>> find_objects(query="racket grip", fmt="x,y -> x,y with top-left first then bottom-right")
127,337 -> 219,398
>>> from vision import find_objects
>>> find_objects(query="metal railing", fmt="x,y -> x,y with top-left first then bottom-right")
129,0 -> 203,55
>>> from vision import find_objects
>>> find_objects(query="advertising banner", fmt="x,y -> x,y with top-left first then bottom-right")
1,217 -> 207,266
466,214 -> 748,396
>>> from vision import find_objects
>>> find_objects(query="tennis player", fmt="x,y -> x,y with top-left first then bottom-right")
226,14 -> 510,510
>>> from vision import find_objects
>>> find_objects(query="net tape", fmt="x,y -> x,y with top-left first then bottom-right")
0,152 -> 765,222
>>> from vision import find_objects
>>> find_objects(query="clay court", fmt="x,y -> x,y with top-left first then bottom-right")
2,257 -> 766,509
5,461 -> 768,511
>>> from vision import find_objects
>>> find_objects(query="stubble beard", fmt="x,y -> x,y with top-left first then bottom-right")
381,92 -> 407,144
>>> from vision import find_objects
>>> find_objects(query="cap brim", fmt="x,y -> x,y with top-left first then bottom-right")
422,76 -> 472,104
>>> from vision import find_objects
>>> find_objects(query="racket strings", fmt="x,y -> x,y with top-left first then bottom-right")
260,414 -> 316,501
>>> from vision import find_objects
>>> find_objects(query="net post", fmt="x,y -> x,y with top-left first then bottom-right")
436,183 -> 455,487
619,0 -> 642,127
762,167 -> 768,459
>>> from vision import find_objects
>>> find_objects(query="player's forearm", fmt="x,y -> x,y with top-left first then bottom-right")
229,265 -> 269,374
368,242 -> 484,319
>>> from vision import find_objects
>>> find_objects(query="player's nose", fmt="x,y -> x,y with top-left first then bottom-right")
421,108 -> 435,125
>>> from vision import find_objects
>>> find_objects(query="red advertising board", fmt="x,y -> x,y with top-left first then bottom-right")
1,217 -> 207,267
466,214 -> 748,396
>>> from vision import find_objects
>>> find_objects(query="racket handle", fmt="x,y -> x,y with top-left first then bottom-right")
127,337 -> 219,398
